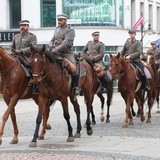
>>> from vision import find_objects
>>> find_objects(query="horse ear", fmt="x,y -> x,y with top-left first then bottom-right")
110,54 -> 113,58
42,44 -> 46,52
117,52 -> 120,58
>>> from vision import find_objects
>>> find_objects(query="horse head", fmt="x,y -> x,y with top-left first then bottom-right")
109,52 -> 124,80
30,44 -> 46,84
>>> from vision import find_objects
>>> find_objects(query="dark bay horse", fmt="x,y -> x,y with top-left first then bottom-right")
110,53 -> 156,127
0,47 -> 39,145
29,44 -> 98,147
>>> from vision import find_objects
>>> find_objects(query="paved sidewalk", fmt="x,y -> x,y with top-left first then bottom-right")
0,92 -> 160,160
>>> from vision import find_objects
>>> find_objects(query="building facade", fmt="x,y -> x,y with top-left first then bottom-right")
0,0 -> 160,53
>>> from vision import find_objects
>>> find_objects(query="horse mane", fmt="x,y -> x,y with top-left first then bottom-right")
45,50 -> 58,63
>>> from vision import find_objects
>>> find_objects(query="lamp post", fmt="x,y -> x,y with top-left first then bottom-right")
140,20 -> 152,46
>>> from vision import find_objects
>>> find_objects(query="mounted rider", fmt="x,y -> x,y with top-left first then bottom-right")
49,13 -> 80,95
121,29 -> 151,91
10,20 -> 38,94
82,31 -> 112,92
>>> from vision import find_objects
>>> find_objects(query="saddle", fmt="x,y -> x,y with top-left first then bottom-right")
130,63 -> 144,80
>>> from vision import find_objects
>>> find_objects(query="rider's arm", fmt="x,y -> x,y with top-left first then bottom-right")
54,29 -> 75,53
130,41 -> 142,60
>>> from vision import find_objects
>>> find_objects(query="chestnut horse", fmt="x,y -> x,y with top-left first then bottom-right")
0,47 -> 41,145
146,54 -> 160,112
110,53 -> 156,127
29,44 -> 99,147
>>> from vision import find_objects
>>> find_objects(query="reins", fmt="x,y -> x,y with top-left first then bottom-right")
1,60 -> 21,86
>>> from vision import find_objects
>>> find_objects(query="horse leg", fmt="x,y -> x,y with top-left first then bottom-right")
38,104 -> 50,140
106,86 -> 113,123
130,102 -> 136,117
29,109 -> 42,147
156,90 -> 160,113
69,95 -> 82,138
0,97 -> 19,145
10,108 -> 19,144
97,92 -> 105,122
84,93 -> 93,135
61,98 -> 74,142
122,93 -> 133,128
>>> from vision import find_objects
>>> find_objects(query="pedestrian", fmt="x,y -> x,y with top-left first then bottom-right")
121,29 -> 150,91
82,31 -> 112,92
11,20 -> 38,94
49,13 -> 80,95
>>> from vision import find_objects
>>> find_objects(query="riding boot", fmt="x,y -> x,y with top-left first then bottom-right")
71,73 -> 80,95
141,76 -> 150,91
100,76 -> 107,93
32,85 -> 39,95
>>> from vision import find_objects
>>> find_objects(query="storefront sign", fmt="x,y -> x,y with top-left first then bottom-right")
0,31 -> 20,42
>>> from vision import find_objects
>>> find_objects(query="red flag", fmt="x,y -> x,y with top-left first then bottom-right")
133,16 -> 143,29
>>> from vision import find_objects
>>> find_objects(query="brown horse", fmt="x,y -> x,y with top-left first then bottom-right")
0,47 -> 40,145
29,44 -> 98,147
109,53 -> 156,127
146,54 -> 160,112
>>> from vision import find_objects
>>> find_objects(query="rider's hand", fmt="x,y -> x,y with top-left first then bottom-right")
86,57 -> 95,64
125,55 -> 131,60
15,49 -> 23,54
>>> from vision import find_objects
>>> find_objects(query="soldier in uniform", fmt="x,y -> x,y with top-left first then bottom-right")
121,29 -> 150,91
11,20 -> 38,94
146,41 -> 160,67
49,13 -> 80,95
11,20 -> 37,56
82,31 -> 112,92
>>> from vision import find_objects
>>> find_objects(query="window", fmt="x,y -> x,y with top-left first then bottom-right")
41,0 -> 56,27
157,7 -> 160,31
9,0 -> 21,29
62,0 -> 119,26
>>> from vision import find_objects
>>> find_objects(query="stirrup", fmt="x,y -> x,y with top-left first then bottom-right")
72,87 -> 80,95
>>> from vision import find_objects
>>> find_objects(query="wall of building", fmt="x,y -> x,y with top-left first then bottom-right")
0,0 -> 160,52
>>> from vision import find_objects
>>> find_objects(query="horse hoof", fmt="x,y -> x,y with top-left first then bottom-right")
146,119 -> 151,123
87,129 -> 93,135
74,133 -> 81,138
67,136 -> 74,142
46,124 -> 51,130
38,135 -> 44,140
132,112 -> 136,117
29,141 -> 37,147
91,121 -> 96,125
105,119 -> 110,123
100,116 -> 105,122
10,139 -> 18,144
141,116 -> 145,122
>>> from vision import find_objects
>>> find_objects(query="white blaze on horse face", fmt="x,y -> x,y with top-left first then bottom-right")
147,55 -> 151,64
34,58 -> 38,62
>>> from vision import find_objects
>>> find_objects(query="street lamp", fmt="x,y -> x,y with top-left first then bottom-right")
140,20 -> 152,45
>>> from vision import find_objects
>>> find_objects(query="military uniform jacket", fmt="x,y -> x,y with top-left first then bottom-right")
121,38 -> 143,62
51,25 -> 75,55
146,48 -> 160,62
82,41 -> 105,63
11,31 -> 37,57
